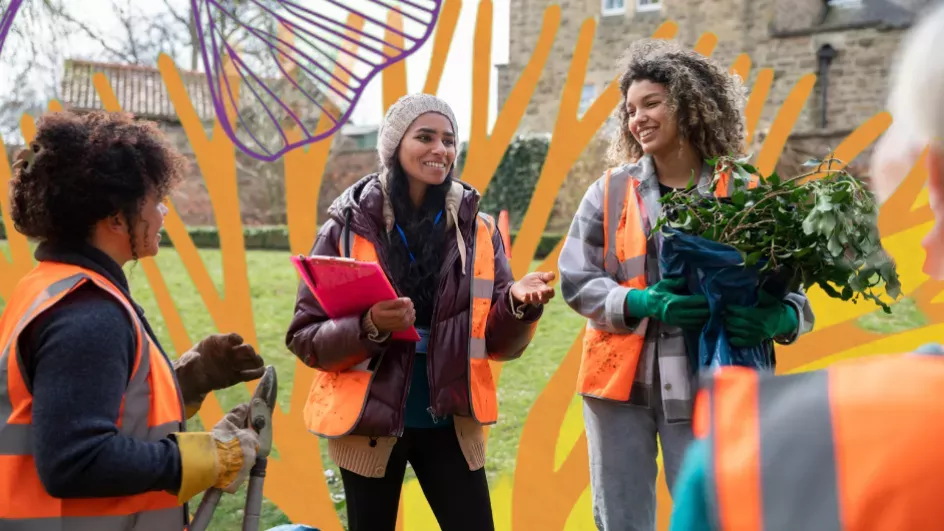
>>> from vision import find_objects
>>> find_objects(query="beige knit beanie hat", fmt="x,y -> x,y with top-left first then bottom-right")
377,93 -> 459,173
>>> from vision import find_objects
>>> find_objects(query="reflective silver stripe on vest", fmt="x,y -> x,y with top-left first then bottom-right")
0,506 -> 183,531
603,169 -> 629,276
705,370 -> 842,531
0,273 -> 184,529
756,370 -> 841,531
120,329 -> 152,439
0,274 -> 88,455
469,221 -> 494,361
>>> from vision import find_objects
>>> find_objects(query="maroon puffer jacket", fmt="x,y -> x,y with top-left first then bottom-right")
285,174 -> 543,437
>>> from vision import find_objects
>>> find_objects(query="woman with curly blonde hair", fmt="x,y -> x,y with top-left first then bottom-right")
558,39 -> 815,531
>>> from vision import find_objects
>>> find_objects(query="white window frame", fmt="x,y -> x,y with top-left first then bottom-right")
601,0 -> 626,17
636,0 -> 661,13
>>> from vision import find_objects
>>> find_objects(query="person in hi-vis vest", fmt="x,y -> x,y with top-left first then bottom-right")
558,40 -> 817,531
1,110 -> 265,530
669,4 -> 944,530
286,93 -> 555,531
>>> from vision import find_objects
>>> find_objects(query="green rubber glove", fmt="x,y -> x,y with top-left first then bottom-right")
624,277 -> 710,330
723,290 -> 799,347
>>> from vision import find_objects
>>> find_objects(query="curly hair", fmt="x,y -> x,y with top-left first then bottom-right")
10,110 -> 186,254
607,39 -> 747,165
380,160 -> 452,328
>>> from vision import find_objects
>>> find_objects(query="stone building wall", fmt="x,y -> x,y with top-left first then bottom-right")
497,0 -> 935,177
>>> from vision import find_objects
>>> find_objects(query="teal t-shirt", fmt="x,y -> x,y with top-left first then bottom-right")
403,327 -> 454,428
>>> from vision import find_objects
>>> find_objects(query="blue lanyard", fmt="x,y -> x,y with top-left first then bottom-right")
394,210 -> 443,263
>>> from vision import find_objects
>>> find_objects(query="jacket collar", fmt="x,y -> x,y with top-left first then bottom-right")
327,173 -> 483,274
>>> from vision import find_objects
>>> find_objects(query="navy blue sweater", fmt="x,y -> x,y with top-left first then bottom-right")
18,242 -> 182,498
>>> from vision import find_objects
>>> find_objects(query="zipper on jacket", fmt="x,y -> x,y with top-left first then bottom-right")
425,228 -> 463,421
396,342 -> 416,438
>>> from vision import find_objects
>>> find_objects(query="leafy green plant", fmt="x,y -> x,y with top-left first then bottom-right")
652,155 -> 902,313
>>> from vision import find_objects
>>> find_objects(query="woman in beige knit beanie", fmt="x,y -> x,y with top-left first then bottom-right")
286,93 -> 556,530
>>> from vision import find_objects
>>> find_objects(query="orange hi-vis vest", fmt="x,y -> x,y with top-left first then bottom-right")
303,213 -> 499,438
0,262 -> 187,530
576,166 -> 755,401
694,356 -> 944,531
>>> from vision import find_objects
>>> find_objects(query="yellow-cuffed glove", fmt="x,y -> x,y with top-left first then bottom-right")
170,403 -> 260,503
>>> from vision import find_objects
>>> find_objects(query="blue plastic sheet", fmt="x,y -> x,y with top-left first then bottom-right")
659,227 -> 777,372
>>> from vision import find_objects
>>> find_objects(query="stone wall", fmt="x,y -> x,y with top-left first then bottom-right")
163,122 -> 381,227
498,0 -> 933,173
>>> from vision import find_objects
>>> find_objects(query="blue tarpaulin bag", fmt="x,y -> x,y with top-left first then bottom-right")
659,226 -> 781,372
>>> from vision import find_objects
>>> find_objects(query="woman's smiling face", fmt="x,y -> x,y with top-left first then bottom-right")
397,112 -> 456,187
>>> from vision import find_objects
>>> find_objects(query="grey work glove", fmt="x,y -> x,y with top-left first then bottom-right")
174,333 -> 265,417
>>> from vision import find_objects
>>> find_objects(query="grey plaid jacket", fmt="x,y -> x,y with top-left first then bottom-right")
559,155 -> 815,423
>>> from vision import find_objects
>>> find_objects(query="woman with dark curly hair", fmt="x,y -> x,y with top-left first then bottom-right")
558,40 -> 815,530
286,93 -> 555,531
0,110 -> 266,529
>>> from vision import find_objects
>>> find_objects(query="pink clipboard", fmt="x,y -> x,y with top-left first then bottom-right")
290,254 -> 421,342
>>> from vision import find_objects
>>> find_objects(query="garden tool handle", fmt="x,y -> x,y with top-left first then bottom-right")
189,487 -> 223,531
242,456 -> 268,531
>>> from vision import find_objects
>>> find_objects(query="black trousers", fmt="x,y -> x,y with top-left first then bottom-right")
339,426 -> 495,531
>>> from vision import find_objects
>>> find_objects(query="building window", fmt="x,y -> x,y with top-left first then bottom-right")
579,84 -> 596,116
601,0 -> 625,17
636,0 -> 660,12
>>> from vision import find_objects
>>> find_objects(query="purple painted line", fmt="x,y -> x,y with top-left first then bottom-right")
206,0 -> 357,103
245,2 -> 366,84
266,47 -> 340,127
233,0 -> 391,59
281,0 -> 406,54
216,3 -> 369,103
190,0 -> 444,162
219,34 -> 302,143
0,0 -> 22,49
319,0 -> 412,40
205,7 -> 276,158
280,21 -> 366,85
368,0 -> 433,26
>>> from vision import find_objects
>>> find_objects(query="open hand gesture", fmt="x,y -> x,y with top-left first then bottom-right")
510,271 -> 556,306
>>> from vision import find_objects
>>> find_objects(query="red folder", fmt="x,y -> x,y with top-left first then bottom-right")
290,255 -> 421,342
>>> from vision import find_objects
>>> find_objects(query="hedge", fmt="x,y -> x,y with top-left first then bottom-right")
1,221 -> 564,260
156,225 -> 564,259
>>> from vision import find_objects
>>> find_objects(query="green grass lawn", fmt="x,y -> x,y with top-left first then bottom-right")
0,242 -> 925,529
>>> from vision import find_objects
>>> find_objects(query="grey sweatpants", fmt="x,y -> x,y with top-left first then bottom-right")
582,372 -> 694,531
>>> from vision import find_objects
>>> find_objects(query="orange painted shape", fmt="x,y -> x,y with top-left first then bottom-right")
422,0 -> 461,95
382,10 -> 408,113
830,356 -> 944,531
693,33 -> 718,56
713,368 -> 763,531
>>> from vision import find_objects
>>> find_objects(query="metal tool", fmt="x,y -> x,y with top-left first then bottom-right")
190,365 -> 278,531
